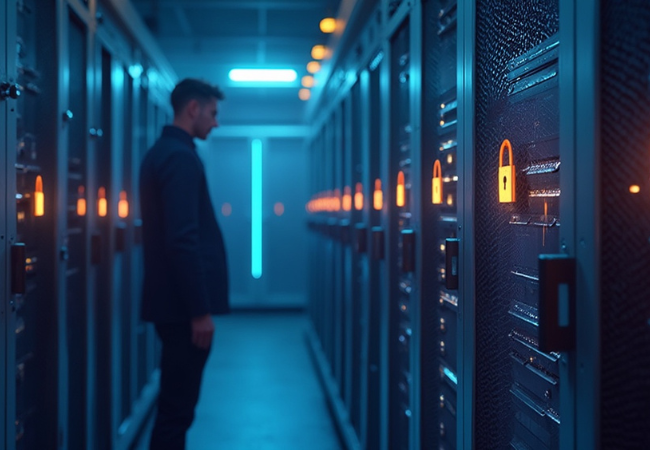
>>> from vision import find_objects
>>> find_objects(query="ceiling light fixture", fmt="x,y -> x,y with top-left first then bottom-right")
228,69 -> 297,83
301,75 -> 315,88
311,45 -> 329,60
299,89 -> 311,101
307,61 -> 321,74
320,18 -> 337,33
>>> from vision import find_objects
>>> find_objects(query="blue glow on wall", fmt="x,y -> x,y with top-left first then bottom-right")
251,139 -> 263,279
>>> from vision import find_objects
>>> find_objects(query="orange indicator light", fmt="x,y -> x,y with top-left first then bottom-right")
118,191 -> 129,218
77,186 -> 87,216
34,176 -> 44,217
432,160 -> 443,204
629,185 -> 641,194
98,187 -> 107,217
342,186 -> 352,211
373,179 -> 383,210
354,183 -> 363,210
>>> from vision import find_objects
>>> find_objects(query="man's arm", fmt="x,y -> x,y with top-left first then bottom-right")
157,150 -> 211,319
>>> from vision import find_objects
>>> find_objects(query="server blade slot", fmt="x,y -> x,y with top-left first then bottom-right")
509,329 -> 560,362
437,1 -> 458,36
439,139 -> 457,151
508,301 -> 539,327
509,216 -> 560,228
522,158 -> 561,175
15,163 -> 41,173
439,363 -> 458,390
439,290 -> 459,309
507,35 -> 560,76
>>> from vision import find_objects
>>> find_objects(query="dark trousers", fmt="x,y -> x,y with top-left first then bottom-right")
149,322 -> 211,450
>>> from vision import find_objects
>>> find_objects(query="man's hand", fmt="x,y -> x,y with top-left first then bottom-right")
191,314 -> 215,349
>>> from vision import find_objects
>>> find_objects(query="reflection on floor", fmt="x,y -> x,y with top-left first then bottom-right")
133,312 -> 342,450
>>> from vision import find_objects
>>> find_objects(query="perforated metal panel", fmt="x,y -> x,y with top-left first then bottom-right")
599,1 -> 650,446
474,1 -> 560,448
389,20 -> 412,450
421,0 -> 459,448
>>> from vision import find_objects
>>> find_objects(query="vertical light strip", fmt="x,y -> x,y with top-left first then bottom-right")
251,139 -> 263,279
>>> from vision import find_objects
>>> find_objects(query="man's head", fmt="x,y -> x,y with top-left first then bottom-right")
171,78 -> 225,140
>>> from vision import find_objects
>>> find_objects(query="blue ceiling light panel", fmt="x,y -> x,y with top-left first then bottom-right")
229,69 -> 298,83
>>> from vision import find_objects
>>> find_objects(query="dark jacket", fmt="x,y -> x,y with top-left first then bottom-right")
139,125 -> 230,323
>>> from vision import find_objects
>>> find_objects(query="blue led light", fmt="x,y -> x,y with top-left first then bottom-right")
443,367 -> 458,385
229,69 -> 297,83
369,51 -> 384,71
251,139 -> 263,279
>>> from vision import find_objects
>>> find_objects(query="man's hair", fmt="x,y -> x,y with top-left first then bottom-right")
170,78 -> 225,115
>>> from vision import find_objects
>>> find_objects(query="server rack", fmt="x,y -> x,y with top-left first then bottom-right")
11,1 -> 61,447
309,0 -> 650,449
420,1 -> 460,449
468,1 -> 564,448
362,56 -> 383,450
1,1 -> 175,448
386,17 -> 414,450
587,0 -> 650,446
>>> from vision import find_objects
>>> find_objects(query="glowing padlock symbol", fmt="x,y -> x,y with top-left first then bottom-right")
498,139 -> 516,203
432,159 -> 443,204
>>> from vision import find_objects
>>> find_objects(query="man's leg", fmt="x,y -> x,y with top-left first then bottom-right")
149,322 -> 211,450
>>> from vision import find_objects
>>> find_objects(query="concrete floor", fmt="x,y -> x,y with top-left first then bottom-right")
134,312 -> 342,450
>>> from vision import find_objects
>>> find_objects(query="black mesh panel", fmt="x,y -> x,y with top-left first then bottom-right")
600,1 -> 650,446
474,1 -> 560,448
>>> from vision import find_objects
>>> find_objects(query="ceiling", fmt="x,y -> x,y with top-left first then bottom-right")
131,0 -> 344,126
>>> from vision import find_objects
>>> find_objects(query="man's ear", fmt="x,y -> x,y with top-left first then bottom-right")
186,99 -> 200,118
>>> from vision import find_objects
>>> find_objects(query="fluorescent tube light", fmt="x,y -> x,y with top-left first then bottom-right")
229,69 -> 297,83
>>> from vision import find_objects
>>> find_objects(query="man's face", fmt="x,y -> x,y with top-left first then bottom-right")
192,97 -> 219,140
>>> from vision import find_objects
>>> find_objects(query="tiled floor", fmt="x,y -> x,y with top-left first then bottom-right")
134,312 -> 342,450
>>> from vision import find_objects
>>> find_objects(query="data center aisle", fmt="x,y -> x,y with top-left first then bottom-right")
135,312 -> 342,450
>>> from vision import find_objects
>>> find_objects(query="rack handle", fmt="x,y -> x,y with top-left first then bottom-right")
538,254 -> 576,352
445,238 -> 460,290
11,243 -> 26,295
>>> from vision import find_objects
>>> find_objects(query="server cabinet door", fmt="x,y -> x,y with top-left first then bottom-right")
597,1 -> 650,447
362,59 -> 384,450
91,43 -> 115,450
63,7 -> 92,450
347,80 -> 364,441
12,0 -> 60,448
386,19 -> 414,450
420,1 -> 460,449
469,1 -> 564,449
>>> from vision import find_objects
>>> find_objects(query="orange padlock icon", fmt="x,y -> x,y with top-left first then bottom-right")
498,139 -> 516,203
432,159 -> 443,204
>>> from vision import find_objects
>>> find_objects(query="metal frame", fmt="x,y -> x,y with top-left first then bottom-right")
408,2 -> 423,449
1,0 -> 11,447
378,32 -> 391,450
573,0 -> 601,447
5,0 -> 18,446
109,48 -> 126,448
365,58 -> 384,450
358,67 -> 371,450
457,0 -> 476,448
558,0 -> 579,448
56,2 -> 73,449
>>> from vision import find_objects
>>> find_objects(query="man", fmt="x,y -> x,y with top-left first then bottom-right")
139,78 -> 230,449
